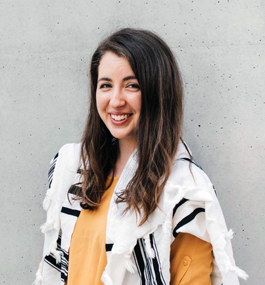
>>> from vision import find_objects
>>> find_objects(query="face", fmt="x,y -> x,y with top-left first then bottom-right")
96,52 -> 141,146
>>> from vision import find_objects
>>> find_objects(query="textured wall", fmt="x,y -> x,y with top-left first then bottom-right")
1,0 -> 264,284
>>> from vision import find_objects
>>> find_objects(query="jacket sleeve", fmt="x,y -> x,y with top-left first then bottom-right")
34,143 -> 81,285
170,232 -> 213,285
168,158 -> 247,285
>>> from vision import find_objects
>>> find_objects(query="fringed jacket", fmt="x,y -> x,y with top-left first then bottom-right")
34,141 -> 248,285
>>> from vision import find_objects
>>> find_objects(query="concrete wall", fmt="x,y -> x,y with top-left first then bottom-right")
1,0 -> 264,283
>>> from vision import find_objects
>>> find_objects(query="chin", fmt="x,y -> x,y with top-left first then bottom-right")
111,133 -> 127,140
110,131 -> 136,142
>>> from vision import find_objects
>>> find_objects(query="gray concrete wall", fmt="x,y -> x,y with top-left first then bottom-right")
1,0 -> 264,284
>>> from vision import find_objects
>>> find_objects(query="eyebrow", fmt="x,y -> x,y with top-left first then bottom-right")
98,75 -> 137,82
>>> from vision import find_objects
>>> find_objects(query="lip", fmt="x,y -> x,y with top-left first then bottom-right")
109,113 -> 132,126
109,111 -> 132,115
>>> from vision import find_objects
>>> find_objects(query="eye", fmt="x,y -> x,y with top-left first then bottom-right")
99,83 -> 111,89
127,83 -> 140,90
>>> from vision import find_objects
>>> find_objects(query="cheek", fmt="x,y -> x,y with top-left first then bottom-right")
96,93 -> 109,122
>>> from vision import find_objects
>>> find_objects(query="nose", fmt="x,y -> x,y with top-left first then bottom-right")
109,87 -> 126,108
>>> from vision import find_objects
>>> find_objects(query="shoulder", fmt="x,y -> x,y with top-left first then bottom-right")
48,143 -> 82,187
54,142 -> 82,168
157,141 -> 215,220
57,142 -> 81,157
171,141 -> 213,190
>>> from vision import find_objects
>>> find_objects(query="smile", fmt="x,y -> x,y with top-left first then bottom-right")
110,114 -> 132,121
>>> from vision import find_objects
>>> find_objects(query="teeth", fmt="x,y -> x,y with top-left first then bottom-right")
111,114 -> 131,121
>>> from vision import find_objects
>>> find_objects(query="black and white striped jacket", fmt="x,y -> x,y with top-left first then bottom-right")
34,142 -> 247,285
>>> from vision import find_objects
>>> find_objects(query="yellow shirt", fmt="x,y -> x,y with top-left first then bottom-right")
66,177 -> 117,285
67,177 -> 213,285
170,232 -> 212,284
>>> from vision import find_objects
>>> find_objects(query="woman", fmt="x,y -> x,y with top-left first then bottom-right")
34,28 -> 247,285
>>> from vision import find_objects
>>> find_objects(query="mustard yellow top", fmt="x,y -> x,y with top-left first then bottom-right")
170,232 -> 213,284
66,177 -> 118,285
67,177 -> 213,285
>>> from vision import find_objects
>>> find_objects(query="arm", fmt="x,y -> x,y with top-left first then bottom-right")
170,232 -> 213,285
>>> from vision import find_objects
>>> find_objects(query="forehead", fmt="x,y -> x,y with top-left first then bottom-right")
98,52 -> 134,76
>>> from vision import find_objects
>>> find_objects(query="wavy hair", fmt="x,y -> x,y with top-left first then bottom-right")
77,28 -> 184,225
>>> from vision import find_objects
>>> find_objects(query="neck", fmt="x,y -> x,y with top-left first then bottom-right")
113,138 -> 137,177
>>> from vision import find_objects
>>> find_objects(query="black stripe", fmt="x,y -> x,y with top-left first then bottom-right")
213,184 -> 217,196
56,235 -> 61,250
44,234 -> 62,272
134,240 -> 146,285
61,207 -> 80,217
132,251 -> 142,285
178,157 -> 203,170
105,244 -> 113,252
44,254 -> 61,272
61,248 -> 69,262
48,164 -> 56,176
150,234 -> 165,285
48,152 -> 59,188
181,139 -> 192,158
61,250 -> 69,282
178,156 -> 217,196
173,208 -> 205,238
172,198 -> 188,217
61,272 -> 67,282
140,238 -> 154,284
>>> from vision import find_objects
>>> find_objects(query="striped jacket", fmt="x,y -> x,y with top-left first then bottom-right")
34,142 -> 247,285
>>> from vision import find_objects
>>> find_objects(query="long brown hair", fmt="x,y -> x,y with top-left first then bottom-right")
78,28 -> 183,225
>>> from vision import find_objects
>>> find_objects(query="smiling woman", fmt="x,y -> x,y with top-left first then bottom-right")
34,28 -> 247,285
96,52 -> 141,158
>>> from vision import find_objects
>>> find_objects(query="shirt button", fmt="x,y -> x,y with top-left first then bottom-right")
183,259 -> 188,266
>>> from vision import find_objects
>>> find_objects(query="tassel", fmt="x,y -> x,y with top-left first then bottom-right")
40,219 -> 55,233
43,196 -> 51,211
101,271 -> 113,285
124,254 -> 137,273
32,277 -> 42,285
32,260 -> 44,285
224,229 -> 234,239
229,265 -> 249,280
50,248 -> 62,263
143,235 -> 155,259
43,188 -> 53,210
